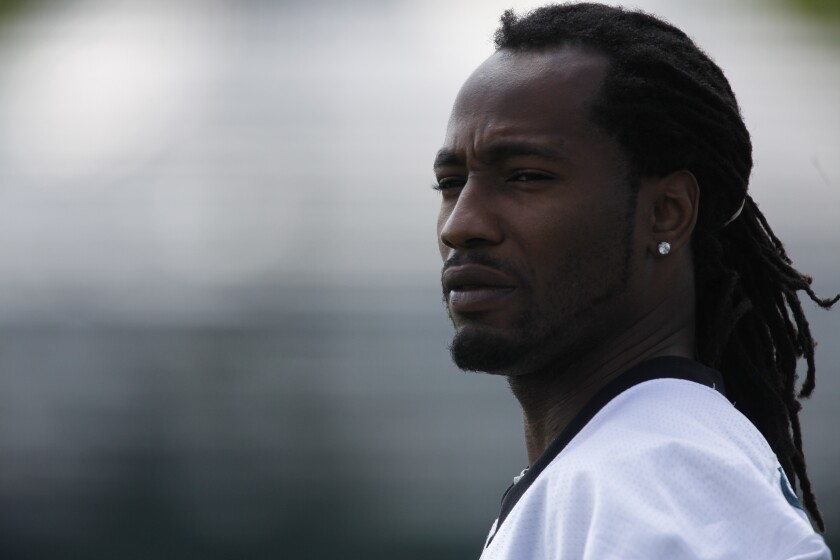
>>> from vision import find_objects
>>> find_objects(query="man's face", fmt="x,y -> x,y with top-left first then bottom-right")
435,46 -> 643,376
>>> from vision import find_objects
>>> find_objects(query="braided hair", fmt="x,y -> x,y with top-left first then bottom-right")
494,2 -> 838,530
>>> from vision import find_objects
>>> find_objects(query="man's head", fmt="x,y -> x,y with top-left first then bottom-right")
434,2 -> 837,529
436,4 -> 715,376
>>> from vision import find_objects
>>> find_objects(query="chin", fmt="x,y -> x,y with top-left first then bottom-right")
449,326 -> 536,375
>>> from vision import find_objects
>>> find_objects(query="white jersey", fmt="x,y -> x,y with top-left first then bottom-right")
480,357 -> 832,560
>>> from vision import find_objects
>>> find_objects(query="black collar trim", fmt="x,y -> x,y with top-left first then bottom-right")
486,356 -> 725,547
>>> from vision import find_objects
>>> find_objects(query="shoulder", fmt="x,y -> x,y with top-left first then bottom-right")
569,378 -> 775,475
484,379 -> 831,560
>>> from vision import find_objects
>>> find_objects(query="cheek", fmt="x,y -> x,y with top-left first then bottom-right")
521,200 -> 627,287
521,201 -> 591,253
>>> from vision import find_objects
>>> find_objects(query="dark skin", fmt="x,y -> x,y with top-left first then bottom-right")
435,46 -> 701,464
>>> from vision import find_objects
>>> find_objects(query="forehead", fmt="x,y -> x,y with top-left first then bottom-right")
445,46 -> 610,147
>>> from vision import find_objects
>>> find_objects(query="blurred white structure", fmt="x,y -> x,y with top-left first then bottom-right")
0,1 -> 837,557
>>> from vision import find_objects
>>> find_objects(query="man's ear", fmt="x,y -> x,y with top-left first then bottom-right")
644,170 -> 699,256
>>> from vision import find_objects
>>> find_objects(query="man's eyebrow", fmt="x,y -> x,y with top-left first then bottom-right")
433,148 -> 462,170
433,141 -> 568,170
482,141 -> 568,164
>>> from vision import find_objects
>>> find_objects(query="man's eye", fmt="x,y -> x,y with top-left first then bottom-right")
433,177 -> 466,191
508,171 -> 552,182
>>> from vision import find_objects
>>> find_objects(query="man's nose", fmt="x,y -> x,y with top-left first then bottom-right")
438,181 -> 503,250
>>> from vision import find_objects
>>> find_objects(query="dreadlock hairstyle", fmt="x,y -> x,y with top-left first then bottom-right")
494,2 -> 838,531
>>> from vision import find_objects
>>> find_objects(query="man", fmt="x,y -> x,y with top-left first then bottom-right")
433,3 -> 836,558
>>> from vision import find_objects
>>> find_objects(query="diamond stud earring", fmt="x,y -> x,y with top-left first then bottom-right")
658,241 -> 671,256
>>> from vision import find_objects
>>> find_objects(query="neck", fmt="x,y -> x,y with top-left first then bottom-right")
509,313 -> 695,465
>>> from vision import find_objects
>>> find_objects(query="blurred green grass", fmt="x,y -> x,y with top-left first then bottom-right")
783,0 -> 840,21
0,0 -> 29,21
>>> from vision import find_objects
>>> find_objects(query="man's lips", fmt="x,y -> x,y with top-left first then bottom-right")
442,264 -> 517,313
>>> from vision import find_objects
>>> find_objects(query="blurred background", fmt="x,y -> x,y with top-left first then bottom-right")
0,0 -> 837,558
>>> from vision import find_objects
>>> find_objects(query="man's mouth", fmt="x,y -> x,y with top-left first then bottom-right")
448,286 -> 516,312
442,265 -> 517,313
